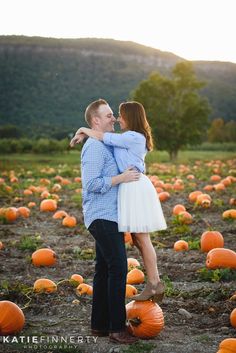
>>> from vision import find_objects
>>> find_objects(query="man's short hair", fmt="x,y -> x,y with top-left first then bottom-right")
85,99 -> 108,127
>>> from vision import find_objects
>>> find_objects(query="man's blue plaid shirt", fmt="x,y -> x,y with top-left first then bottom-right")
81,137 -> 119,228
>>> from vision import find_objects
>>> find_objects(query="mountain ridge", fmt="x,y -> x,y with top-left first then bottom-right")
0,36 -> 235,138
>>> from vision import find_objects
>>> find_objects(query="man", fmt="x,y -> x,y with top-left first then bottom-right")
70,99 -> 139,344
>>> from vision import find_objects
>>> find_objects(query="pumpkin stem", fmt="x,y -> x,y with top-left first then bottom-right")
128,317 -> 142,326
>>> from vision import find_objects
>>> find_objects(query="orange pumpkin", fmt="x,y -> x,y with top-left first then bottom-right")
32,248 -> 57,267
127,268 -> 145,284
124,232 -> 133,245
188,190 -> 202,203
217,338 -> 236,353
53,210 -> 68,219
33,278 -> 57,293
172,204 -> 186,215
222,209 -> 236,219
28,202 -> 36,208
126,300 -> 164,338
127,258 -> 140,270
196,193 -> 212,205
203,185 -> 214,191
126,284 -> 138,298
200,231 -> 224,252
40,199 -> 57,212
18,206 -> 30,218
230,308 -> 236,328
210,175 -> 221,182
214,183 -> 226,192
76,283 -> 93,296
206,248 -> 236,269
174,240 -> 189,251
178,211 -> 193,224
158,191 -> 170,202
229,198 -> 236,206
0,301 -> 25,335
62,215 -> 77,227
70,274 -> 84,285
0,241 -> 4,250
23,189 -> 33,196
3,207 -> 18,222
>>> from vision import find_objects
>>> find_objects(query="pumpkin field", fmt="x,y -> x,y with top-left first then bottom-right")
0,151 -> 236,353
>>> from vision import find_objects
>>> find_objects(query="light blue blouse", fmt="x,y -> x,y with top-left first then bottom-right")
103,130 -> 147,173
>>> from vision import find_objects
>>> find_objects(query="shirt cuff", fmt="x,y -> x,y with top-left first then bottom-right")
100,176 -> 112,193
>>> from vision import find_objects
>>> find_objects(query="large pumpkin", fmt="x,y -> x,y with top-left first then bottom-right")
217,338 -> 236,353
206,248 -> 236,269
40,199 -> 57,212
126,300 -> 164,338
200,231 -> 224,252
31,248 -> 57,267
230,308 -> 236,328
0,301 -> 25,335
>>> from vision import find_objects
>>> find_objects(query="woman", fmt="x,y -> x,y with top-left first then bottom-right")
71,101 -> 167,302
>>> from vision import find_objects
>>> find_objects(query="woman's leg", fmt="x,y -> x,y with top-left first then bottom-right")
132,233 -> 160,284
131,232 -> 164,302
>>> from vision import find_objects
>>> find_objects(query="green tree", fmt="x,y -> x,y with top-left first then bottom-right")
132,62 -> 211,160
208,118 -> 225,142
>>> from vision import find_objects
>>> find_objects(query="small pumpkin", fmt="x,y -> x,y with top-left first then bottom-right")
124,232 -> 133,245
0,241 -> 4,250
62,215 -> 77,227
3,207 -> 18,222
127,258 -> 140,270
18,206 -> 30,218
40,199 -> 57,212
126,284 -> 138,298
158,191 -> 170,202
188,190 -> 202,203
0,300 -> 25,335
174,240 -> 189,251
33,278 -> 57,293
172,204 -> 186,215
32,248 -> 57,267
70,274 -> 84,285
222,209 -> 236,219
53,210 -> 68,219
217,338 -> 236,353
200,231 -> 224,252
206,248 -> 236,269
76,283 -> 93,296
126,300 -> 164,338
178,211 -> 193,224
127,268 -> 145,285
230,308 -> 236,328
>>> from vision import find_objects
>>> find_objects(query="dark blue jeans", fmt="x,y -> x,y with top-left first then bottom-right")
88,219 -> 128,332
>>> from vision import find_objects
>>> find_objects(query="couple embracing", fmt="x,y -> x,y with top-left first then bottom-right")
70,99 -> 167,344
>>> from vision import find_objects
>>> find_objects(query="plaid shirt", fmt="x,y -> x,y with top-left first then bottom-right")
81,137 -> 119,228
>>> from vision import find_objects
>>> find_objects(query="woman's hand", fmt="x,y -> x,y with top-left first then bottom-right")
70,133 -> 86,147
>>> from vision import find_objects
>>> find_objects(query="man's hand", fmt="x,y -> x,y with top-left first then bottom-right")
121,168 -> 141,183
70,133 -> 86,147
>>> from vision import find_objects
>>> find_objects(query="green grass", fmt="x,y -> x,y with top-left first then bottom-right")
0,149 -> 236,172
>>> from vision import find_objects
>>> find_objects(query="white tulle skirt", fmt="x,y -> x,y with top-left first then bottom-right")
118,174 -> 167,233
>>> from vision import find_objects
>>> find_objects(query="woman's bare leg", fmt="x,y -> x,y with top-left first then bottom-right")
131,233 -> 160,284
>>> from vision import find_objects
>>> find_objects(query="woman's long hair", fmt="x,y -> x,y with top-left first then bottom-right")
119,101 -> 153,151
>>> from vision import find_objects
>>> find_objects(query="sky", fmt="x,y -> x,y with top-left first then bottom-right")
0,0 -> 236,63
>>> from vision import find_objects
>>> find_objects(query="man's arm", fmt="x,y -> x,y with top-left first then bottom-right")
82,142 -> 139,194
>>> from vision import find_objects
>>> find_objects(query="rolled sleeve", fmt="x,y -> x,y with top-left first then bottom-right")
103,131 -> 143,149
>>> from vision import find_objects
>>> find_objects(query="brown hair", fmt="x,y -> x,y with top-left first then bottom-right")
119,101 -> 153,151
85,99 -> 108,127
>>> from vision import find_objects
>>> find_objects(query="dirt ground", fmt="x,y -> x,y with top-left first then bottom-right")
0,163 -> 236,353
